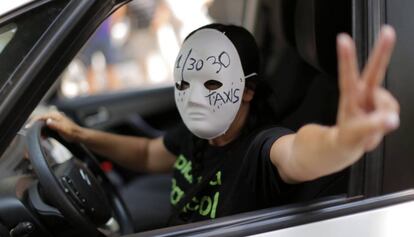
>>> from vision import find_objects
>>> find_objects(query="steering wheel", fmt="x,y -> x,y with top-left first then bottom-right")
26,121 -> 134,236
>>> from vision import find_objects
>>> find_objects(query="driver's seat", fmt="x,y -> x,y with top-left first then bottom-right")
263,0 -> 352,204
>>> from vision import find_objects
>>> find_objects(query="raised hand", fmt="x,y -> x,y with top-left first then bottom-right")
336,25 -> 399,153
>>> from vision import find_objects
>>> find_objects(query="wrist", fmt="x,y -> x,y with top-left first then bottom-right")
330,125 -> 364,162
73,126 -> 89,143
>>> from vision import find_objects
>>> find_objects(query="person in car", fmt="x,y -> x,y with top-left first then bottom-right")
36,23 -> 399,225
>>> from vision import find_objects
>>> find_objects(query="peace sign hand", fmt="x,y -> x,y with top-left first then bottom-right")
335,25 -> 399,154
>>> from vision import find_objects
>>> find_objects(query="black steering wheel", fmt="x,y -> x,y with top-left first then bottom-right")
26,121 -> 134,236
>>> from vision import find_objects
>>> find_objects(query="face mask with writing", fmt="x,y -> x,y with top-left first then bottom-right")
174,29 -> 250,139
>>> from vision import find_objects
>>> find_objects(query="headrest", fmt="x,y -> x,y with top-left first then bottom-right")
268,0 -> 297,48
294,0 -> 351,76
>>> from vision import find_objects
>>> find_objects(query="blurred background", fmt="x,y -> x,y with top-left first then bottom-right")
59,0 -> 245,98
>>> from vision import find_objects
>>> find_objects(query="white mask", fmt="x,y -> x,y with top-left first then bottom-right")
174,29 -> 254,139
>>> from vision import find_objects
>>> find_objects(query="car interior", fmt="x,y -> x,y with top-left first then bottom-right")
2,0 -> 414,236
51,0 -> 352,234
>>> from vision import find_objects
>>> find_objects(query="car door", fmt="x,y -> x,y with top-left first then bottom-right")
1,0 -> 413,236
50,85 -> 178,139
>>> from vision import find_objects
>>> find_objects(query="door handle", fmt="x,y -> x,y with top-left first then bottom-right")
83,107 -> 109,127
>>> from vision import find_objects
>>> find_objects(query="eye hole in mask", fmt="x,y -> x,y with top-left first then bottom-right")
175,80 -> 190,91
204,80 -> 223,90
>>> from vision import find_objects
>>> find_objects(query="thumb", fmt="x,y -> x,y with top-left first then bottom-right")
345,111 -> 399,146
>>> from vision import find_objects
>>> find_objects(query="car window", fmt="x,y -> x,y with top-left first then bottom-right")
0,23 -> 17,54
0,1 -> 68,97
59,0 -> 243,98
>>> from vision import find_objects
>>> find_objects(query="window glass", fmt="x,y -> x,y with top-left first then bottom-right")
0,1 -> 68,95
60,0 -> 243,98
0,23 -> 17,54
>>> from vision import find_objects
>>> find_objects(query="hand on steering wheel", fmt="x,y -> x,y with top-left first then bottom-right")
26,121 -> 133,236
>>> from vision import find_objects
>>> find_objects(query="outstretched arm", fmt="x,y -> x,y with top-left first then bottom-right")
270,26 -> 399,184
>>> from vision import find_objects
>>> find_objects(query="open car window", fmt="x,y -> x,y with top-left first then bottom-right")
58,0 -> 244,98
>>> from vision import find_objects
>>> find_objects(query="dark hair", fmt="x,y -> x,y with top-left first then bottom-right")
184,23 -> 260,89
187,24 -> 276,130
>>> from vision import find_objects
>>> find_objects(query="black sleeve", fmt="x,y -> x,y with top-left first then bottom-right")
260,127 -> 294,159
253,127 -> 349,207
244,126 -> 294,207
163,122 -> 188,156
261,126 -> 295,190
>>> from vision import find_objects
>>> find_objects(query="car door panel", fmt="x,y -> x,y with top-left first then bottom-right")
131,190 -> 414,237
51,85 -> 180,136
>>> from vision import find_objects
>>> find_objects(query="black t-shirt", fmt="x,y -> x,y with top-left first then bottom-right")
163,122 -> 348,224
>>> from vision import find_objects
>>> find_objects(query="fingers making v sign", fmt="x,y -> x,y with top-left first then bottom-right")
335,25 -> 400,152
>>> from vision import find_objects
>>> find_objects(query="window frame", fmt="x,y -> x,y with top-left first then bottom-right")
0,0 -> 113,155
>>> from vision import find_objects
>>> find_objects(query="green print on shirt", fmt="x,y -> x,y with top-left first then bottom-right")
172,154 -> 222,219
180,192 -> 220,218
171,178 -> 184,205
209,171 -> 222,186
174,154 -> 193,183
